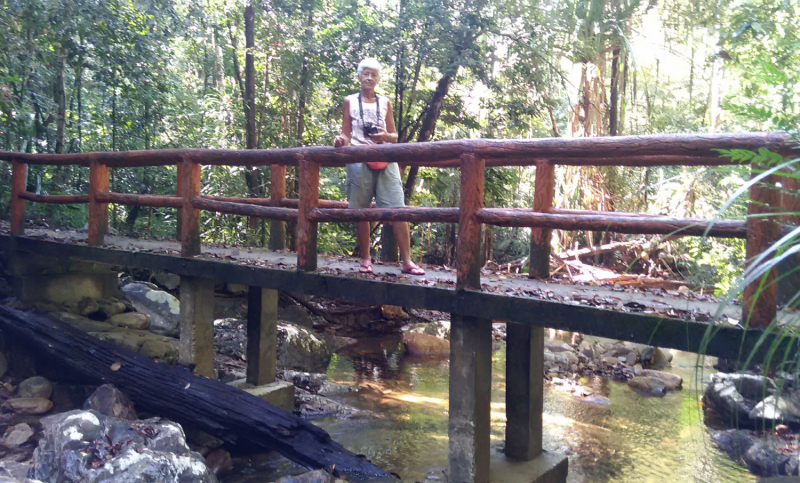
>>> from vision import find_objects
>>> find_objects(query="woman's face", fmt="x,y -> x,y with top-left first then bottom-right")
358,68 -> 381,89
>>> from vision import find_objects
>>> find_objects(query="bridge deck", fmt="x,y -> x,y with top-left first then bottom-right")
2,228 -> 792,362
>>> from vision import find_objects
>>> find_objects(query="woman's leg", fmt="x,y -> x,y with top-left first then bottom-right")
356,221 -> 372,266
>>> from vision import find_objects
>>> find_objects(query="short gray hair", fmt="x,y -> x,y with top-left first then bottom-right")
357,58 -> 382,76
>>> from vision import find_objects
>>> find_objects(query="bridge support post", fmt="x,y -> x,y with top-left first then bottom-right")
247,287 -> 278,385
269,165 -> 287,250
10,160 -> 26,236
180,157 -> 201,257
450,153 -> 492,483
88,160 -> 109,246
505,323 -> 544,460
744,165 -> 779,328
529,161 -> 554,279
297,156 -> 319,271
179,276 -> 215,378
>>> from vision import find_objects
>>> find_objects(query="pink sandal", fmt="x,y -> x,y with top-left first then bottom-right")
401,264 -> 425,276
359,261 -> 373,274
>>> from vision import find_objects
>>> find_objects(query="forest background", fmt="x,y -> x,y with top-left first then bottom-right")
0,0 -> 797,294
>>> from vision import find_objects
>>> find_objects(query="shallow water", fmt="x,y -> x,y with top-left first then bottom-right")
313,334 -> 756,483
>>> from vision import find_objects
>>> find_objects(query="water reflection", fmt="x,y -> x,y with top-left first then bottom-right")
317,335 -> 756,483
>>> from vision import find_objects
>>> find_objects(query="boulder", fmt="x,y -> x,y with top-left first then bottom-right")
3,423 -> 34,448
153,272 -> 181,290
18,376 -> 53,399
627,376 -> 668,397
749,395 -> 800,423
2,397 -> 53,414
279,305 -> 314,328
139,338 -> 180,364
744,441 -> 792,476
32,410 -> 217,483
648,348 -> 672,369
404,321 -> 450,339
204,449 -> 233,477
704,373 -> 775,422
49,312 -> 115,333
109,312 -> 151,330
97,299 -> 127,319
640,369 -> 682,390
381,305 -> 410,321
275,469 -> 333,483
402,333 -> 450,356
121,283 -> 181,337
277,323 -> 332,372
295,393 -> 363,420
545,339 -> 574,353
83,384 -> 138,420
711,429 -> 758,460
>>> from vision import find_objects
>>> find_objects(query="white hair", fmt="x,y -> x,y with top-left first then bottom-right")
357,58 -> 382,76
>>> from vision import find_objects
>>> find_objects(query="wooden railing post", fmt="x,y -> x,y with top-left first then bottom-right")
450,152 -> 491,483
744,165 -> 779,327
296,156 -> 319,271
529,160 -> 554,278
10,159 -> 27,235
88,159 -> 109,246
176,161 -> 184,241
269,164 -> 287,250
180,156 -> 201,257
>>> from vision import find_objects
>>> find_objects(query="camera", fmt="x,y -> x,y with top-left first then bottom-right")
363,123 -> 379,136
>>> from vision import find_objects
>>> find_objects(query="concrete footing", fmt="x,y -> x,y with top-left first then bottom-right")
229,379 -> 295,412
490,448 -> 568,483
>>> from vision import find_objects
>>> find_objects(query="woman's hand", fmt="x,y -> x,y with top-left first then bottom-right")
369,126 -> 394,144
334,134 -> 349,147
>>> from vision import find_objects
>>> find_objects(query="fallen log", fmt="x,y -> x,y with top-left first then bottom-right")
556,240 -> 643,260
0,306 -> 392,480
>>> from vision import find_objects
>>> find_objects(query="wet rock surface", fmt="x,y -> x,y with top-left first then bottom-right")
120,282 -> 181,337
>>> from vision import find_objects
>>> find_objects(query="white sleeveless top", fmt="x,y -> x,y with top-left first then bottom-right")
347,93 -> 389,146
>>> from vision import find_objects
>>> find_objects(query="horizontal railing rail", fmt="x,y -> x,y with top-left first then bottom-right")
1,132 -> 795,327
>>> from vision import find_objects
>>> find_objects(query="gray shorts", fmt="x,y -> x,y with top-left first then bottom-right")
345,162 -> 405,209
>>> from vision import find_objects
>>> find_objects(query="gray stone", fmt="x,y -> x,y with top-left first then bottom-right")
3,423 -> 34,448
204,449 -> 233,477
154,272 -> 181,290
109,312 -> 151,330
139,337 -> 180,364
640,369 -> 682,390
83,384 -> 138,420
704,373 -> 775,421
277,323 -> 331,372
627,376 -> 668,397
279,305 -> 313,328
544,339 -> 573,353
711,429 -> 758,460
18,376 -> 53,399
404,320 -> 451,339
0,352 -> 7,379
3,397 -> 53,414
603,356 -> 621,365
744,441 -> 792,476
49,312 -> 115,333
275,470 -> 333,483
32,410 -> 217,483
97,299 -> 127,318
121,283 -> 181,337
625,351 -> 638,366
750,395 -> 800,423
649,347 -> 672,369
633,364 -> 643,376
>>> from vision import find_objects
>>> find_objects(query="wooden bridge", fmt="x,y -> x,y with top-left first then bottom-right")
0,132 -> 797,483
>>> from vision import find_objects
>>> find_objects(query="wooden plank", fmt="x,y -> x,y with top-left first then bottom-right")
296,156 -> 319,271
309,207 -> 459,223
88,160 -> 109,246
247,287 -> 278,385
744,167 -> 780,328
95,192 -> 182,208
4,236 -> 794,362
179,276 -> 215,378
477,209 -> 748,238
192,197 -> 299,222
18,193 -> 89,204
10,160 -> 27,235
269,165 -> 287,250
0,306 -> 391,479
180,158 -> 201,257
505,324 -> 544,461
529,161 -> 554,279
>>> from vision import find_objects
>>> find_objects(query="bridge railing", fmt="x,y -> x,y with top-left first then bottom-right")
1,132 -> 793,327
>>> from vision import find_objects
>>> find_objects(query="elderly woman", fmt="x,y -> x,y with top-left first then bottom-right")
333,58 -> 425,275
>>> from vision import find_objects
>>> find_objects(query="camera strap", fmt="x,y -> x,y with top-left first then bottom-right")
357,92 -> 380,129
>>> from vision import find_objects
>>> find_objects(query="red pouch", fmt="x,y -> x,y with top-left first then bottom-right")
366,162 -> 388,170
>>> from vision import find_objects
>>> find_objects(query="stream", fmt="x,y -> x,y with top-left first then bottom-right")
225,332 -> 756,483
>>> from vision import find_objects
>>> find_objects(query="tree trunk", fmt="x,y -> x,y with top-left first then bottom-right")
245,2 -> 260,242
609,48 -> 620,136
55,51 -> 66,154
